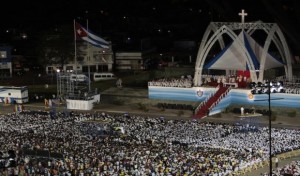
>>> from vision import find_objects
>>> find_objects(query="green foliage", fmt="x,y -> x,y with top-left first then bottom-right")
224,108 -> 230,113
177,110 -> 184,117
91,80 -> 116,92
112,99 -> 125,105
163,67 -> 194,78
27,84 -> 57,99
287,111 -> 297,117
35,24 -> 74,67
156,103 -> 165,112
137,102 -> 149,112
148,70 -> 156,80
213,113 -> 222,118
271,111 -> 277,121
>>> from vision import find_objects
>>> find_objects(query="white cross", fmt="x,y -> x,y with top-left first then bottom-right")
238,9 -> 248,24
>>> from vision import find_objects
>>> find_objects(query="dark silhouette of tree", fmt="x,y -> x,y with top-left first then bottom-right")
35,24 -> 74,68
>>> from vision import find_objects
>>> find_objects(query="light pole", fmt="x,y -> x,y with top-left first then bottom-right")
255,81 -> 283,175
268,82 -> 272,175
56,69 -> 60,99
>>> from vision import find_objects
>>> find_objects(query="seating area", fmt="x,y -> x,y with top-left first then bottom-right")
259,150 -> 300,176
201,74 -> 250,88
275,76 -> 300,94
284,82 -> 300,94
248,81 -> 300,94
148,76 -> 193,88
250,81 -> 285,94
0,110 -> 300,175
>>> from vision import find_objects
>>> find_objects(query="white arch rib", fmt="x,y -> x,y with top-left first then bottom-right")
194,24 -> 257,86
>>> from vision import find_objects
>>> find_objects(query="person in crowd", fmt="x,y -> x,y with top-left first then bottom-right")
275,156 -> 279,168
241,106 -> 245,116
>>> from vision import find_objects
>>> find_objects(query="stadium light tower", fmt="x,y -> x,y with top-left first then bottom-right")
254,81 -> 283,175
267,82 -> 272,175
56,69 -> 60,99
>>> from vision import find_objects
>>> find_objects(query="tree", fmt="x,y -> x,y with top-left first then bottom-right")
35,24 -> 74,68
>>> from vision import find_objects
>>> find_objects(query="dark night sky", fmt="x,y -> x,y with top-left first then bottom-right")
1,0 -> 300,54
0,0 -> 287,27
1,1 -> 78,27
1,0 -> 292,25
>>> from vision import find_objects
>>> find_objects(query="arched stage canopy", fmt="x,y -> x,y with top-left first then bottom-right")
204,31 -> 285,71
194,11 -> 293,86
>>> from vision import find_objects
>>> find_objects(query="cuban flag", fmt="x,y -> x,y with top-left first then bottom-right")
75,22 -> 109,49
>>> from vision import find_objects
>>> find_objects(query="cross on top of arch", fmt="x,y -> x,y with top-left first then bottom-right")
239,9 -> 248,24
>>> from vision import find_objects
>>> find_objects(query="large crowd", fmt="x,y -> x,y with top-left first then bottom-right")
148,74 -> 250,89
283,82 -> 300,94
0,110 -> 300,175
273,160 -> 300,175
148,76 -> 193,88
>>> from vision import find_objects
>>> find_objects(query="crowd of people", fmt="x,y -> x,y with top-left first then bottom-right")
0,110 -> 299,175
283,82 -> 300,94
200,74 -> 251,88
148,76 -> 193,88
261,160 -> 300,176
148,74 -> 251,89
273,160 -> 300,175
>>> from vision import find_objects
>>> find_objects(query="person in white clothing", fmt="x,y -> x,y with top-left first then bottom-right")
240,106 -> 245,116
275,156 -> 279,168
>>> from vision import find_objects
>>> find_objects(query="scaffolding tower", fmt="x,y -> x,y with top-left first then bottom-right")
56,73 -> 92,101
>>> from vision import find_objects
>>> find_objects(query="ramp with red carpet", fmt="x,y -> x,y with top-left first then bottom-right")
193,86 -> 230,119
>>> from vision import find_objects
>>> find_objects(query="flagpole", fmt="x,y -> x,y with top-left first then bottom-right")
73,19 -> 77,74
87,19 -> 91,92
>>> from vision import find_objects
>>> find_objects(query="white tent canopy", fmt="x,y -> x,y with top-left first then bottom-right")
204,31 -> 285,71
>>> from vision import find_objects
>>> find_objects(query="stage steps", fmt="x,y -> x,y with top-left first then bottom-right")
193,85 -> 230,119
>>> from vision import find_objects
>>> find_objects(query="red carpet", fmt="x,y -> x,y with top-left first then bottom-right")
194,86 -> 229,119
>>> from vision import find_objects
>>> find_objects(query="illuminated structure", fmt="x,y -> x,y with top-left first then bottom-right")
194,10 -> 293,86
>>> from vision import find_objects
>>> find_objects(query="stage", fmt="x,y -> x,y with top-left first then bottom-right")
148,86 -> 300,115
